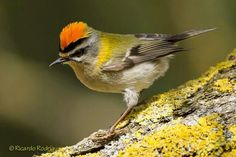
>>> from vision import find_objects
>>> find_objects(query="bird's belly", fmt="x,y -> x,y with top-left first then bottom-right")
119,59 -> 169,91
68,58 -> 170,93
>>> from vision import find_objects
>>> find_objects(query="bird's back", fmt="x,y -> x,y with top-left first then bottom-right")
68,28 -> 215,93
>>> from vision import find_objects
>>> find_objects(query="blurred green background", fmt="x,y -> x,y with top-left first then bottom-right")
0,0 -> 235,156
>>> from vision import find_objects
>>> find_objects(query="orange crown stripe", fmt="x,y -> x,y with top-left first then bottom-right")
60,22 -> 88,50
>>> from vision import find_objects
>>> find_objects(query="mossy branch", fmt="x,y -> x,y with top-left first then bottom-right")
36,48 -> 236,157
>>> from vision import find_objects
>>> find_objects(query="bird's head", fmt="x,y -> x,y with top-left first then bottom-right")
50,21 -> 97,67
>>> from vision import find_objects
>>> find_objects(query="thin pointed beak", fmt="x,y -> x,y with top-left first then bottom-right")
49,58 -> 68,67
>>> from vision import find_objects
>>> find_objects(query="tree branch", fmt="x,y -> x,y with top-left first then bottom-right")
36,48 -> 236,157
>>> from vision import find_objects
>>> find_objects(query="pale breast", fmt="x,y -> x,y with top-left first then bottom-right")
67,57 -> 170,93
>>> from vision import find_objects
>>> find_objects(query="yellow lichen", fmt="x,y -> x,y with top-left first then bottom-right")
213,78 -> 235,92
77,152 -> 101,157
124,49 -> 236,127
225,125 -> 236,151
221,149 -> 236,157
36,147 -> 73,157
37,49 -> 236,157
229,125 -> 236,144
222,125 -> 236,156
133,129 -> 145,140
35,147 -> 100,157
117,114 -> 226,157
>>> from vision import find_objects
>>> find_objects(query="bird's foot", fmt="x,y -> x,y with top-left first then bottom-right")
91,128 -> 128,144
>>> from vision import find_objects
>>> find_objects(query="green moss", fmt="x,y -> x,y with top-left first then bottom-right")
117,114 -> 226,157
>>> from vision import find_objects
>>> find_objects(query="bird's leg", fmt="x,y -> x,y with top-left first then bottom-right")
109,106 -> 133,133
91,88 -> 139,142
109,88 -> 139,133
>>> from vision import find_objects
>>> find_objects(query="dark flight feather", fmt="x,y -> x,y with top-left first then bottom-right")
102,28 -> 215,72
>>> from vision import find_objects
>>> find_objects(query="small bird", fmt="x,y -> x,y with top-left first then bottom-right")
50,21 -> 214,133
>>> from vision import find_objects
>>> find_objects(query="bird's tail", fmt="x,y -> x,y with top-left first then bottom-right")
166,28 -> 216,42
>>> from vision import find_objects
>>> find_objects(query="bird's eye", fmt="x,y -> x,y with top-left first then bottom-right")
70,46 -> 88,58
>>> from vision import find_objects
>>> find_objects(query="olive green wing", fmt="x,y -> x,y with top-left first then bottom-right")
101,40 -> 183,71
102,28 -> 215,72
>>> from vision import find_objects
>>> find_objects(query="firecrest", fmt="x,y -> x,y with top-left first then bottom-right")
50,21 -> 215,133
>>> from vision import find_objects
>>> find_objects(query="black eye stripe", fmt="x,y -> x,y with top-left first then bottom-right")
59,38 -> 87,53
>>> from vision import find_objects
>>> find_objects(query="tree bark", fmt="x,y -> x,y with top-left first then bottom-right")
36,48 -> 236,157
